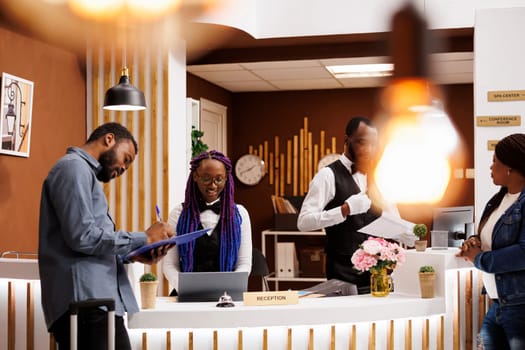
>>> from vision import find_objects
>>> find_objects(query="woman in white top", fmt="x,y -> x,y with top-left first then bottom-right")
457,133 -> 525,350
163,150 -> 252,295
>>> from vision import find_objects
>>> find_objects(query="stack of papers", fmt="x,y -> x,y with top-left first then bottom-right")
358,212 -> 415,240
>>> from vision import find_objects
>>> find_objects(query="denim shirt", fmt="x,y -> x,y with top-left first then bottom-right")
38,147 -> 147,329
474,187 -> 525,305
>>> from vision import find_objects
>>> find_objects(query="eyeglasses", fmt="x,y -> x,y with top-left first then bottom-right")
197,175 -> 226,186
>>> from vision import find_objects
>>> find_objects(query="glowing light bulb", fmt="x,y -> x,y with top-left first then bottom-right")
374,78 -> 459,204
68,0 -> 124,20
68,0 -> 183,21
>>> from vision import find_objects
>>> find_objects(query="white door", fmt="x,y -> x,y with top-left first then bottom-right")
200,98 -> 227,155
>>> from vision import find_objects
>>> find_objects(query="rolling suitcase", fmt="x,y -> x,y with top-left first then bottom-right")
69,298 -> 115,350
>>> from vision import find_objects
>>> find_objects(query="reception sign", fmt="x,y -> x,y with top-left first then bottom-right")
476,115 -> 520,126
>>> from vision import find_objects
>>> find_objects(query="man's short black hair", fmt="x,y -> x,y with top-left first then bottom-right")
345,116 -> 374,137
87,122 -> 138,154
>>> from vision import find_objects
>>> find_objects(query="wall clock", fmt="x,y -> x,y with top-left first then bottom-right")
235,154 -> 265,185
317,153 -> 340,169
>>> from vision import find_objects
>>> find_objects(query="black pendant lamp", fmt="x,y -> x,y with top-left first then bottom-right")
103,67 -> 146,111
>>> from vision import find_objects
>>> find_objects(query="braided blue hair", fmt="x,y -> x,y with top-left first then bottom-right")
177,150 -> 242,272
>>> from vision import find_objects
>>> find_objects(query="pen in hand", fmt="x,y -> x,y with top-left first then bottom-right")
155,205 -> 162,222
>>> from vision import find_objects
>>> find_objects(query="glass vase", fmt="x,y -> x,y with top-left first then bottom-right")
370,268 -> 393,297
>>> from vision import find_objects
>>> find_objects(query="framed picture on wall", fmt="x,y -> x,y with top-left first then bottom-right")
0,73 -> 34,157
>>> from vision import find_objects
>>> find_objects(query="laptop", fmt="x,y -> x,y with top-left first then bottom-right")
177,271 -> 249,302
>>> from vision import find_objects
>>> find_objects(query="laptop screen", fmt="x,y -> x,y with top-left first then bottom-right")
177,271 -> 249,302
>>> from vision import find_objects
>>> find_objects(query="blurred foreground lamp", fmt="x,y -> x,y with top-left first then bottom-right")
103,67 -> 146,111
68,0 -> 182,21
374,3 -> 459,204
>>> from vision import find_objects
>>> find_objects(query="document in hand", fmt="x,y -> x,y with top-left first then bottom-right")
122,228 -> 210,263
358,212 -> 415,240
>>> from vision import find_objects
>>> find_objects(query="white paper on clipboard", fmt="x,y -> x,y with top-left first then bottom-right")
358,212 -> 415,240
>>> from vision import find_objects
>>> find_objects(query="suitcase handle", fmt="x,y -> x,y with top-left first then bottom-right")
69,298 -> 115,314
69,299 -> 115,350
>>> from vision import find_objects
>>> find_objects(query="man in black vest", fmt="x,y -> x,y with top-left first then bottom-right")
298,116 -> 386,294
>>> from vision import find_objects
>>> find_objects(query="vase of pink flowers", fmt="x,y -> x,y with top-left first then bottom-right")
351,237 -> 406,297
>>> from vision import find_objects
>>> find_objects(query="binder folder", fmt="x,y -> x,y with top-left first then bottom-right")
276,242 -> 299,277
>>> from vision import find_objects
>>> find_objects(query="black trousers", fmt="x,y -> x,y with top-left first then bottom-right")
50,308 -> 131,350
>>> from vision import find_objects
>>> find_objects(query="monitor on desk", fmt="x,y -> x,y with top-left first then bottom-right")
177,271 -> 249,302
432,206 -> 474,248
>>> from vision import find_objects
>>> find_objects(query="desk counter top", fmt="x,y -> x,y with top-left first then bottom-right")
128,294 -> 444,329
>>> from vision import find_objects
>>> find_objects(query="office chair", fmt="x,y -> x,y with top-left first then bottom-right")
251,248 -> 270,291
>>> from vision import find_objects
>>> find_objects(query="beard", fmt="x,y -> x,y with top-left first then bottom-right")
96,147 -> 118,183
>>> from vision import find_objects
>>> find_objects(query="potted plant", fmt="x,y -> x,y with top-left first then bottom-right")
191,126 -> 209,157
418,265 -> 436,298
413,223 -> 428,252
139,272 -> 159,309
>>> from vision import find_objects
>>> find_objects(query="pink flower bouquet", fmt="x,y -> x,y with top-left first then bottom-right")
351,237 -> 406,274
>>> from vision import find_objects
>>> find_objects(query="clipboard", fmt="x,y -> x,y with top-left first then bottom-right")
122,228 -> 210,263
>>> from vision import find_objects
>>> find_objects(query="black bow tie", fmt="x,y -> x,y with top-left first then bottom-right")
199,201 -> 221,214
351,163 -> 358,174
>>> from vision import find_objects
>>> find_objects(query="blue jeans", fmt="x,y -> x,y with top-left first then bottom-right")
479,301 -> 525,350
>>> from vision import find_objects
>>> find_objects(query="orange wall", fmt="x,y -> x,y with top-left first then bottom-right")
0,27 -> 86,254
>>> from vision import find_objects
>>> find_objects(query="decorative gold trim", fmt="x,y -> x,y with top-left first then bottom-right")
263,329 -> 268,350
465,270 -> 473,348
238,329 -> 243,350
26,282 -> 34,350
330,325 -> 336,350
454,271 -> 460,350
166,330 -> 171,350
369,322 -> 376,350
349,324 -> 356,350
142,332 -> 147,350
8,281 -> 15,350
437,316 -> 444,350
49,333 -> 57,350
387,320 -> 394,350
422,318 -> 429,350
478,272 -> 486,329
404,319 -> 412,350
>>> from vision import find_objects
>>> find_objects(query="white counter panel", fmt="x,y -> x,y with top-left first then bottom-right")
128,294 -> 444,329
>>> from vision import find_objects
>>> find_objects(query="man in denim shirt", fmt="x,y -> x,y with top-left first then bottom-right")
458,133 -> 525,350
39,122 -> 174,350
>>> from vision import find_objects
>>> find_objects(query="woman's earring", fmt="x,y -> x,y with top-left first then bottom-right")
507,168 -> 512,176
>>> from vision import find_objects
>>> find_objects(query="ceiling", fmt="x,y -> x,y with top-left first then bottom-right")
185,25 -> 474,93
0,3 -> 475,93
187,52 -> 473,92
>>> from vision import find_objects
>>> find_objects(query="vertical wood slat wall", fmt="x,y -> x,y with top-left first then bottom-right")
248,116 -> 340,198
86,43 -> 169,287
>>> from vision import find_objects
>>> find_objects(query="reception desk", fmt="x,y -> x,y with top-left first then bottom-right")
1,249 -> 485,350
126,249 -> 484,350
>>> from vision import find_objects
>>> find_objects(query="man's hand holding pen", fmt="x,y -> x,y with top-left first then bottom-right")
133,219 -> 175,265
456,235 -> 482,263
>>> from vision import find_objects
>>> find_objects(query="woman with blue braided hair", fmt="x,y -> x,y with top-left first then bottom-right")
163,150 -> 252,295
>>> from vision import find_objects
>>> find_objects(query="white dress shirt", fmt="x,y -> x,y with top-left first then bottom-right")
297,154 -> 367,231
162,202 -> 252,291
